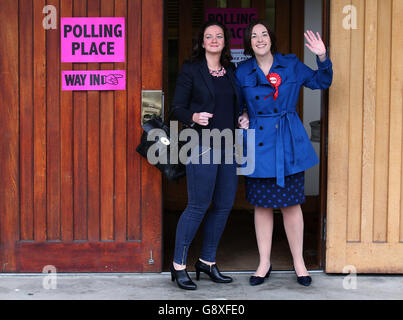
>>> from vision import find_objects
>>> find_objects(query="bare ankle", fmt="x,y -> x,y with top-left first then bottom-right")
255,260 -> 272,276
173,262 -> 186,270
293,262 -> 309,276
259,259 -> 271,268
199,258 -> 215,266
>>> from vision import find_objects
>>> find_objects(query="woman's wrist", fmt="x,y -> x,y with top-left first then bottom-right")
318,53 -> 327,62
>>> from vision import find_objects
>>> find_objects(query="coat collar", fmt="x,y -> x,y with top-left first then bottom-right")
248,53 -> 286,85
250,53 -> 287,72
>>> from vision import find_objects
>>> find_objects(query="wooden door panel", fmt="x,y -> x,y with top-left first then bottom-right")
114,0 -> 129,243
73,0 -> 88,241
16,242 -> 143,272
0,0 -> 20,271
327,0 -> 403,273
87,0 -> 101,242
127,0 -> 143,242
60,0 -> 75,243
0,0 -> 163,272
34,0 -> 48,243
19,0 -> 34,242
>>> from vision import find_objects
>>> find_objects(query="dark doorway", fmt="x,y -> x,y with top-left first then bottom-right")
162,0 -> 327,272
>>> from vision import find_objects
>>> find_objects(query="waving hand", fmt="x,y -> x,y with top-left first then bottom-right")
304,30 -> 327,61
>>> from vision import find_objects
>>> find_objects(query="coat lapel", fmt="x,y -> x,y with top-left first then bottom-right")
199,59 -> 215,100
226,67 -> 240,116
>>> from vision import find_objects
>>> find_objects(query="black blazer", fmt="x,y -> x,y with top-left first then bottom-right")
170,58 -> 241,131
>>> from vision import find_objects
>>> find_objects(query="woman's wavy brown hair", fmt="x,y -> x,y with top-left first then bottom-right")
190,20 -> 233,68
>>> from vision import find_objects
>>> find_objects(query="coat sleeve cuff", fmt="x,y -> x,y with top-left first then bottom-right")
186,111 -> 195,127
170,106 -> 194,127
316,54 -> 332,69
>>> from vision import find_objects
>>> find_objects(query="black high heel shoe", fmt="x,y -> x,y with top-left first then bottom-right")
249,265 -> 272,286
195,260 -> 232,283
170,264 -> 197,290
293,266 -> 312,287
296,274 -> 312,286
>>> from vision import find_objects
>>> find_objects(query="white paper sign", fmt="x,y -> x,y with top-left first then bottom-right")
231,49 -> 251,67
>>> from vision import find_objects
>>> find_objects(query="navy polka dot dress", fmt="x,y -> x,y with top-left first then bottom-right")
245,172 -> 305,208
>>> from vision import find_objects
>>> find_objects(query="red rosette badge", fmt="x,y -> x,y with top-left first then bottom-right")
264,73 -> 282,101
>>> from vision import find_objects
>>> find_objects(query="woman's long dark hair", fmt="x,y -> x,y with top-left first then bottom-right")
190,21 -> 233,68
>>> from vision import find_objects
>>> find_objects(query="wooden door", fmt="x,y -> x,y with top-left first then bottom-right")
0,0 -> 163,272
326,0 -> 403,273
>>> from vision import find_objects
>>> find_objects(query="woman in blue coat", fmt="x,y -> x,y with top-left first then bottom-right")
235,20 -> 333,287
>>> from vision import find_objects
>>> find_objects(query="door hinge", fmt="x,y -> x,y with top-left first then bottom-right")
148,250 -> 155,265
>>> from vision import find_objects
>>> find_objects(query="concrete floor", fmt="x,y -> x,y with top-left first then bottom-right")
1,271 -> 402,300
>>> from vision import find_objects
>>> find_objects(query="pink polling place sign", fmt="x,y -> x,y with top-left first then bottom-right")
205,8 -> 257,46
62,70 -> 126,91
61,17 -> 125,63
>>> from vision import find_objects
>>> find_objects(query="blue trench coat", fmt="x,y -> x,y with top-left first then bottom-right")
235,53 -> 333,187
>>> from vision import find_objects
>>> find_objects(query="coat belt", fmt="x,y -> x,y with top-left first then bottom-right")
254,110 -> 297,187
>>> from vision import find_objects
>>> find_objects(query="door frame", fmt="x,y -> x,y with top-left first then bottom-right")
162,0 -> 331,271
318,0 -> 330,270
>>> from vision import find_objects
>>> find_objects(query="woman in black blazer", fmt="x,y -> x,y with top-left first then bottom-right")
169,21 -> 249,290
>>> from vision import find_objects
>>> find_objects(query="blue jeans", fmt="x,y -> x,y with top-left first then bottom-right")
173,147 -> 238,265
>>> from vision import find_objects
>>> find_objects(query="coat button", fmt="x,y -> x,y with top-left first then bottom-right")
274,108 -> 278,113
259,126 -> 263,130
255,96 -> 260,100
259,142 -> 263,146
258,111 -> 262,115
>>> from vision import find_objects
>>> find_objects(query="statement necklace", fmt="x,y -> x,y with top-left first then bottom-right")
209,66 -> 226,77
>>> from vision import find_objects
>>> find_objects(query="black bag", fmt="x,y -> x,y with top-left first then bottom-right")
136,114 -> 186,181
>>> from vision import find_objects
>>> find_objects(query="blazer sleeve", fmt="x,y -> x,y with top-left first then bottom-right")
234,67 -> 247,115
171,62 -> 195,126
296,54 -> 333,90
